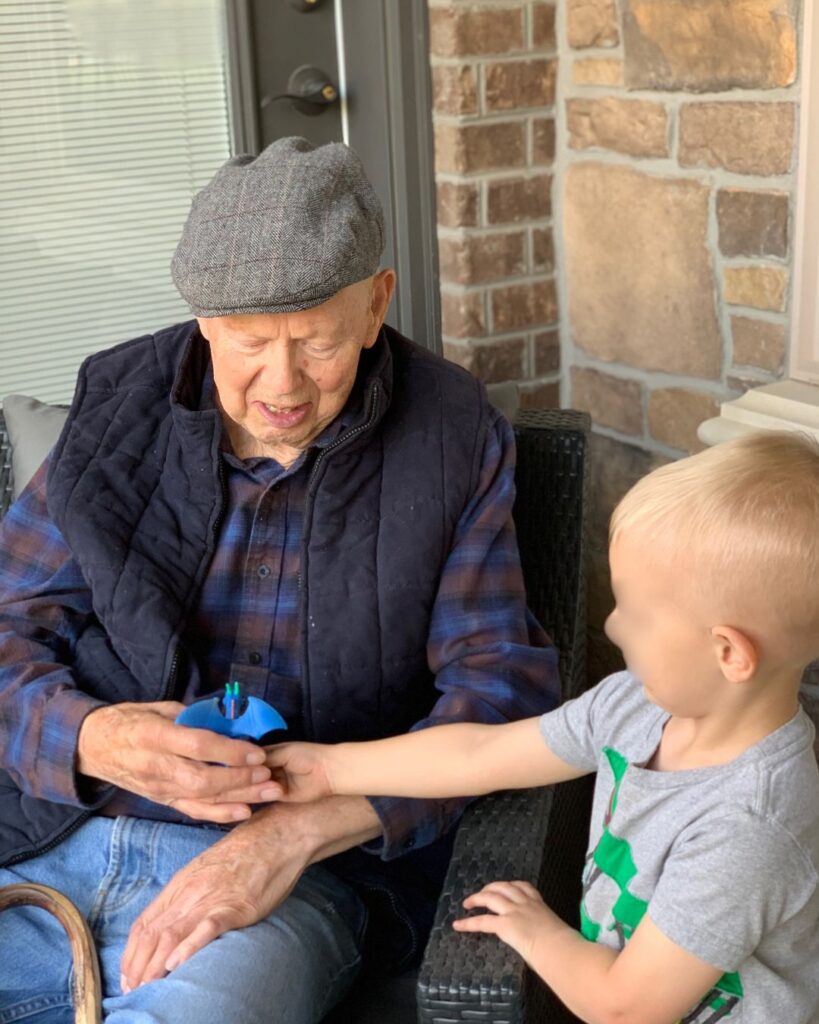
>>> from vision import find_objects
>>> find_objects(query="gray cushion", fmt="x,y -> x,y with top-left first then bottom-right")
2,394 -> 69,498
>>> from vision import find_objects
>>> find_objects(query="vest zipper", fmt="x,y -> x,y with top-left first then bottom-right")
297,381 -> 381,593
3,810 -> 91,868
161,454 -> 226,704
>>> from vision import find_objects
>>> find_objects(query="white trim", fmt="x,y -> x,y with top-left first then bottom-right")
698,380 -> 819,445
791,0 -> 819,382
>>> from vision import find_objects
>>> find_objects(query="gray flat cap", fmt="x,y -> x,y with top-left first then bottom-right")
171,136 -> 385,316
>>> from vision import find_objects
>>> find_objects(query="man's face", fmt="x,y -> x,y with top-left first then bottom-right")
198,271 -> 395,464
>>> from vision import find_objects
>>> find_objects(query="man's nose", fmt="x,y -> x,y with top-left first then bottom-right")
263,342 -> 302,395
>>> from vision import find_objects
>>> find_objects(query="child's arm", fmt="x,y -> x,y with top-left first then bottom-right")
265,717 -> 589,802
456,882 -> 723,1024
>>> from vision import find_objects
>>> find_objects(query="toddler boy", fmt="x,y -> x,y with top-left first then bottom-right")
267,431 -> 819,1024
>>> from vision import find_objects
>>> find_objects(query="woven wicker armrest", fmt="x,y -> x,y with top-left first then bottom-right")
417,409 -> 593,1024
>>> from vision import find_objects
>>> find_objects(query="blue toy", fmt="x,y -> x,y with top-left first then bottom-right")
175,682 -> 288,742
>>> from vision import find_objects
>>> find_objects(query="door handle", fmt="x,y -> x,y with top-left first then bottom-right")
261,65 -> 339,117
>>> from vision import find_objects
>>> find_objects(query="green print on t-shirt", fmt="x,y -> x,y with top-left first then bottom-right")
579,747 -> 743,1024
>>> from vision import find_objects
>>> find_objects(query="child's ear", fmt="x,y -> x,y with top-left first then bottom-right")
710,625 -> 759,683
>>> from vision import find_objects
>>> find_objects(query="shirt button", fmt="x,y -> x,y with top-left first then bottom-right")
257,565 -> 271,578
249,652 -> 262,665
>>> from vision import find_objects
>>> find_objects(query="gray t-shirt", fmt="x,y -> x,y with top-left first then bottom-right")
540,671 -> 819,1024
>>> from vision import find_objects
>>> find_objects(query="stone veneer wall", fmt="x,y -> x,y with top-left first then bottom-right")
426,1 -> 807,687
558,0 -> 802,679
427,1 -> 561,409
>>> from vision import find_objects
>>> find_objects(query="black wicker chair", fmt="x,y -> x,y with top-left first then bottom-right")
0,406 -> 593,1024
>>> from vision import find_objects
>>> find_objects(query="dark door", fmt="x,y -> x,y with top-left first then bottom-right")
226,0 -> 441,350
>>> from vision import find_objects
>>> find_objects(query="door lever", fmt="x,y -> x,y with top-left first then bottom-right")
261,65 -> 339,117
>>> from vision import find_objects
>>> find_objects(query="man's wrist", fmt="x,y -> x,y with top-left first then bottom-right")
243,794 -> 383,864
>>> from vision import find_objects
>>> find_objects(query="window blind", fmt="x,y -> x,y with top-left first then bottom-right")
0,0 -> 232,403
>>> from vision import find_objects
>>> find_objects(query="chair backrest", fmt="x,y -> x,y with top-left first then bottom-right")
0,412 -> 12,519
512,409 -> 591,703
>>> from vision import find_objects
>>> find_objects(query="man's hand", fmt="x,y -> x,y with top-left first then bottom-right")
264,741 -> 336,802
120,796 -> 382,991
77,702 -> 278,823
453,880 -> 557,966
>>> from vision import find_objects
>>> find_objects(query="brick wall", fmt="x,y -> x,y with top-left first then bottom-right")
428,1 -> 560,409
558,0 -> 802,678
426,0 -> 804,683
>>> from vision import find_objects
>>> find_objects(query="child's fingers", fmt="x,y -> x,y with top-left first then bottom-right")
462,890 -> 514,916
507,880 -> 541,900
452,913 -> 503,935
464,881 -> 531,907
263,744 -> 294,767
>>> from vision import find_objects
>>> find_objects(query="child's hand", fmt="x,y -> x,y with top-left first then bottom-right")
454,880 -> 560,966
263,742 -> 335,803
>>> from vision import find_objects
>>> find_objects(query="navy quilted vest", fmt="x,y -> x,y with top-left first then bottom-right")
0,322 -> 488,939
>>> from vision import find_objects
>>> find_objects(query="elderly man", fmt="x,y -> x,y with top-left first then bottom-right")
0,138 -> 558,1022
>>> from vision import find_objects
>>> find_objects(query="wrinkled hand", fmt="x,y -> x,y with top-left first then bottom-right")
264,741 -> 335,803
77,701 -> 278,823
453,880 -> 559,965
119,805 -> 310,992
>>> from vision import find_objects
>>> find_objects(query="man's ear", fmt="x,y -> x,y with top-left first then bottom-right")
711,625 -> 759,683
363,269 -> 396,348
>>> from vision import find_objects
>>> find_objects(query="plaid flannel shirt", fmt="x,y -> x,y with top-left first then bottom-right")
0,400 -> 559,858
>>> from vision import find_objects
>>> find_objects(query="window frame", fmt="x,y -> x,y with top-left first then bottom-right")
791,0 -> 819,383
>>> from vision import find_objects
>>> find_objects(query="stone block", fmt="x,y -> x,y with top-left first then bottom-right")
520,380 -> 561,409
724,266 -> 789,312
430,6 -> 525,57
533,118 -> 556,164
571,366 -> 642,436
438,231 -> 526,285
434,121 -> 526,174
731,316 -> 786,372
589,432 -> 657,546
487,174 -> 552,224
679,102 -> 796,176
568,0 -> 619,49
432,65 -> 478,116
717,189 -> 789,258
441,289 -> 486,338
436,181 -> 479,229
647,387 -> 720,452
564,163 -> 721,377
534,330 -> 560,375
623,0 -> 797,92
492,279 -> 558,331
533,3 -> 557,49
485,59 -> 557,111
532,227 -> 554,273
443,336 -> 526,384
572,58 -> 625,86
567,97 -> 669,158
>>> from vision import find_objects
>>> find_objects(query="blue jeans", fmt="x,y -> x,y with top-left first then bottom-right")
0,817 -> 367,1023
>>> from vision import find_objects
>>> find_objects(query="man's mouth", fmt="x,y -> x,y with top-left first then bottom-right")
255,401 -> 310,428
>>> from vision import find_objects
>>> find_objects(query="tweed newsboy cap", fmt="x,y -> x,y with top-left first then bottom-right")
171,136 -> 385,316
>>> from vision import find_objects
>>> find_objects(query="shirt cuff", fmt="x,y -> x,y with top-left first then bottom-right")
362,794 -> 468,861
33,689 -> 114,808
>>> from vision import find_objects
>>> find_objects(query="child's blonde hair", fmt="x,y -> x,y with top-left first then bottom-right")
610,430 -> 819,661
